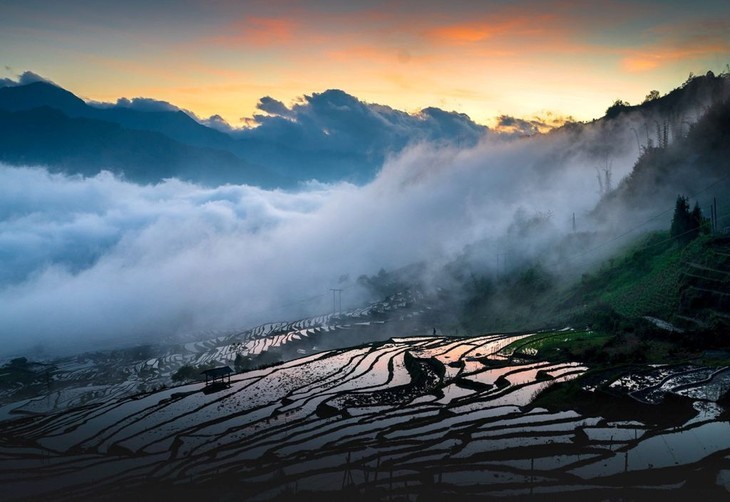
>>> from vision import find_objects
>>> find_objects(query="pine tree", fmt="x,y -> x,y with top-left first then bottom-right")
670,195 -> 704,246
670,195 -> 691,245
690,202 -> 704,241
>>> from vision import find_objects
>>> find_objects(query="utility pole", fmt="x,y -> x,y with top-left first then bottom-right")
710,197 -> 718,234
572,212 -> 576,232
330,288 -> 343,317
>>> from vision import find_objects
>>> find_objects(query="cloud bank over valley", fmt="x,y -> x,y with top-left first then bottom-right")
3,72 -> 727,357
0,124 -> 638,356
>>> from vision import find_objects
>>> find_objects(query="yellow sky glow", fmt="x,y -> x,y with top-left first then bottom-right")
1,1 -> 728,129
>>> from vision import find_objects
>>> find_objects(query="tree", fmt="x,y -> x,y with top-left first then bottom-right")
8,357 -> 29,369
643,90 -> 660,103
234,352 -> 253,372
596,158 -> 613,197
670,195 -> 705,246
605,99 -> 630,119
690,202 -> 705,240
171,364 -> 200,382
682,72 -> 695,88
670,195 -> 691,245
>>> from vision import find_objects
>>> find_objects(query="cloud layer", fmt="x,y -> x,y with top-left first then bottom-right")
241,89 -> 487,153
0,118 -> 640,357
0,70 -> 56,88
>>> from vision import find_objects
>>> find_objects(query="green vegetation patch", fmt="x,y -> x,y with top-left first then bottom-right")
498,319 -> 691,367
569,231 -> 683,319
500,330 -> 613,362
171,363 -> 219,383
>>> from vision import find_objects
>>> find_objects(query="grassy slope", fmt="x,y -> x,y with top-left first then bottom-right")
563,232 -> 730,328
461,232 -> 687,334
461,229 -> 730,368
560,232 -> 685,321
488,232 -> 730,420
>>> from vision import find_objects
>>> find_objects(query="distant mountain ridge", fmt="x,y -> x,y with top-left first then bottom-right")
0,80 -> 489,186
0,81 -> 88,114
0,81 -> 233,150
0,106 -> 276,185
0,73 -> 728,188
0,82 -> 271,186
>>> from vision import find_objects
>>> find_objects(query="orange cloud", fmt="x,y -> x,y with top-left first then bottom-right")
622,43 -> 730,73
212,17 -> 298,48
622,56 -> 660,72
428,25 -> 490,44
490,110 -> 577,135
327,45 -> 393,64
422,13 -> 561,50
621,18 -> 730,72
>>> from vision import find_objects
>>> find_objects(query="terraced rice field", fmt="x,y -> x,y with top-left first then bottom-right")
0,291 -> 424,418
2,334 -> 730,500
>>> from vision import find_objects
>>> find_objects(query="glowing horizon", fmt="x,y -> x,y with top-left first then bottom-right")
1,0 -> 728,129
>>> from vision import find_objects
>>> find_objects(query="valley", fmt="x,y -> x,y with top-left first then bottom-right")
1,64 -> 730,501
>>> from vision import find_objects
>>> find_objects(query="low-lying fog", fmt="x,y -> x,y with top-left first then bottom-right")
0,124 -> 640,356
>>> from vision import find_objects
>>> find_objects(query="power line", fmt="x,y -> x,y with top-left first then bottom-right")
571,174 -> 730,261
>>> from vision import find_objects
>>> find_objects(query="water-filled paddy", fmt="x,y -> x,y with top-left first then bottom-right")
1,333 -> 729,500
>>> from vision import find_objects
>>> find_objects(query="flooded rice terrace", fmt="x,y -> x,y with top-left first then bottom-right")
2,332 -> 730,500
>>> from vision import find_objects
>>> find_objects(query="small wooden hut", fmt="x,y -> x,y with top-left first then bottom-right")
200,366 -> 233,387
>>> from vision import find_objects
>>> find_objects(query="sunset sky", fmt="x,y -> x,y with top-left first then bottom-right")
1,0 -> 729,128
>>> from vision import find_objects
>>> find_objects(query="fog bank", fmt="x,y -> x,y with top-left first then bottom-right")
0,124 -> 638,356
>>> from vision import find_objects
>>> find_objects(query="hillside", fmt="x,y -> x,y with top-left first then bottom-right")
0,107 -> 275,186
595,95 -> 730,219
456,230 -> 730,350
0,81 -> 234,151
449,73 -> 730,337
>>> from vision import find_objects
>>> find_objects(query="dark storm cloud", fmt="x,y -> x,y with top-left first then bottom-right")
256,96 -> 293,118
496,115 -> 540,136
496,112 -> 577,136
